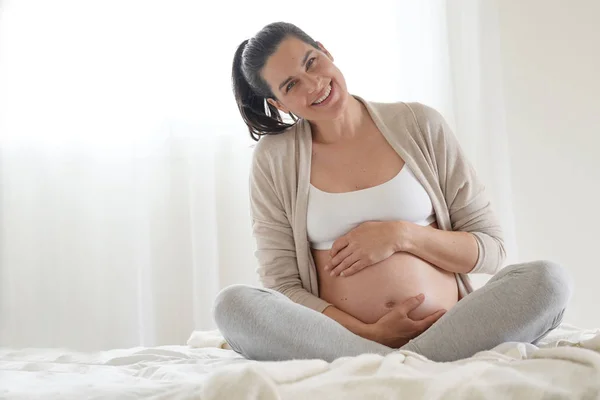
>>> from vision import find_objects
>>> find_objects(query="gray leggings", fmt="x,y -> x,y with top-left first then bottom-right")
212,260 -> 572,362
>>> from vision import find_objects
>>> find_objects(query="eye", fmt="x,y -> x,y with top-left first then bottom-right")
286,81 -> 297,92
306,57 -> 316,69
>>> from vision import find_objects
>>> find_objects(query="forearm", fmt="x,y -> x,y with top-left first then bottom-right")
323,305 -> 375,341
397,221 -> 479,274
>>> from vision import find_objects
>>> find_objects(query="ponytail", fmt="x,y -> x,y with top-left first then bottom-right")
232,22 -> 319,141
232,40 -> 295,141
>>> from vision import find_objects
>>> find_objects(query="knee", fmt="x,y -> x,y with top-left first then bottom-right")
526,260 -> 573,309
212,284 -> 257,331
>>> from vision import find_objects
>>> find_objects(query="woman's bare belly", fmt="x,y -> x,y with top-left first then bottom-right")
314,223 -> 459,324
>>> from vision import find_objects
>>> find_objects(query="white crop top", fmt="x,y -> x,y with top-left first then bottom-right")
307,164 -> 436,250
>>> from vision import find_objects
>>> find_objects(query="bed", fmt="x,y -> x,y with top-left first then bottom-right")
1,324 -> 599,399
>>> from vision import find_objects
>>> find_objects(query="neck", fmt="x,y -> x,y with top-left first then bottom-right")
309,95 -> 368,144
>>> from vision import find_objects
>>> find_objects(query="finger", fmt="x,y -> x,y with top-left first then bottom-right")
341,260 -> 365,277
330,253 -> 359,276
416,309 -> 447,331
330,253 -> 360,277
330,237 -> 348,258
400,293 -> 425,314
326,246 -> 353,271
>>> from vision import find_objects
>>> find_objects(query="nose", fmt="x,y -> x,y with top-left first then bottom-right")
306,75 -> 322,94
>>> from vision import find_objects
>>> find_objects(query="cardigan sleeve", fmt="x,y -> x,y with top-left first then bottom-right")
249,141 -> 332,312
406,102 -> 507,274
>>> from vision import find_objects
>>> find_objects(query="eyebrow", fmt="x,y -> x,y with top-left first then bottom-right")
278,50 -> 314,91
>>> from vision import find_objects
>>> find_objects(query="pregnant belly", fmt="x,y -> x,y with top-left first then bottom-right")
314,247 -> 459,324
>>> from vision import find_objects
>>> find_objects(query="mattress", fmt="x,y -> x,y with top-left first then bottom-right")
1,323 -> 599,399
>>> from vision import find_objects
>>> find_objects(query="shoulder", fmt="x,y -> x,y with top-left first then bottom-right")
249,124 -> 301,212
364,99 -> 448,142
362,97 -> 444,126
373,100 -> 445,127
251,124 -> 298,167
401,102 -> 449,132
250,123 -> 300,188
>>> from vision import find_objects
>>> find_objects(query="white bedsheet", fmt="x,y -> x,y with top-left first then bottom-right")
1,324 -> 599,399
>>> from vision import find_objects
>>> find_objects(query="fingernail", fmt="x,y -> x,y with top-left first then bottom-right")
340,272 -> 345,277
418,294 -> 424,300
324,266 -> 330,271
330,271 -> 335,277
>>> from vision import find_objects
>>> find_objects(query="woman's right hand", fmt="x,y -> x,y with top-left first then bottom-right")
367,294 -> 446,348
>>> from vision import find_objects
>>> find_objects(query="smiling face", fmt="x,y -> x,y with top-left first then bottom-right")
261,36 -> 350,122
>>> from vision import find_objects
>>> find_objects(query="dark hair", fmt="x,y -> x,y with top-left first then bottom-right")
232,22 -> 320,141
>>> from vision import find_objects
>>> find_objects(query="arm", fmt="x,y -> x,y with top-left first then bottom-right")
394,221 -> 479,274
250,145 -> 331,311
251,145 -> 378,338
323,305 -> 374,340
327,295 -> 445,348
405,103 -> 507,274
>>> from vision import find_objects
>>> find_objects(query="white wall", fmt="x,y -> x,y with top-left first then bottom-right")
497,0 -> 600,328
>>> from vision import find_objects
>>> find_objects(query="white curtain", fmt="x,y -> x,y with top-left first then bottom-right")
445,0 -> 519,286
0,0 -> 516,350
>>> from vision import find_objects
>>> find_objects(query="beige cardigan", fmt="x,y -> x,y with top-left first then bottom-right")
249,96 -> 507,313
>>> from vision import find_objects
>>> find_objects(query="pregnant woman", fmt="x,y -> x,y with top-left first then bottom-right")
213,22 -> 573,363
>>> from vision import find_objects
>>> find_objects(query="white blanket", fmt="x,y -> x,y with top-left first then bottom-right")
198,324 -> 600,400
1,324 -> 599,399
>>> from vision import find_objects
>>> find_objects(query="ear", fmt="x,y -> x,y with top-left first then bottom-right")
267,97 -> 289,114
317,41 -> 334,62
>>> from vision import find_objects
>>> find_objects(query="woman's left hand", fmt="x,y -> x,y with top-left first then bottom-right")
325,221 -> 408,277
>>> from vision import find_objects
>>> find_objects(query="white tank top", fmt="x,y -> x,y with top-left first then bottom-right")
307,164 -> 436,250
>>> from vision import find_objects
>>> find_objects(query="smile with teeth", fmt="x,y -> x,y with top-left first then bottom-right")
312,83 -> 332,105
